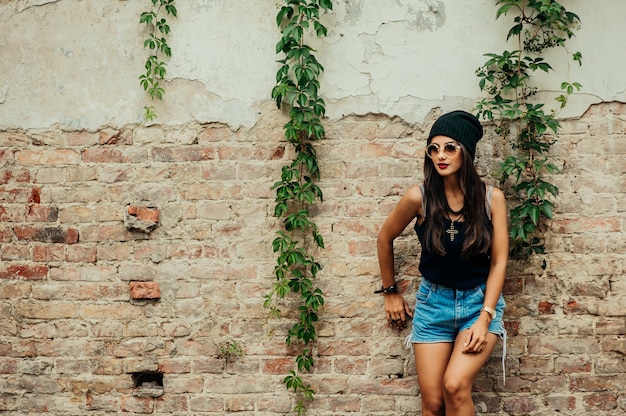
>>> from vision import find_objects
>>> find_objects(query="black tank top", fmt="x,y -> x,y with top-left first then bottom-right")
414,184 -> 493,290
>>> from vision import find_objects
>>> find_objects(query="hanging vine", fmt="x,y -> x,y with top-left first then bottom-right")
264,0 -> 333,414
475,0 -> 582,257
139,0 -> 177,122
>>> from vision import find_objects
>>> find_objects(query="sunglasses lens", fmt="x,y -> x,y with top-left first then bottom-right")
427,144 -> 439,158
444,144 -> 459,156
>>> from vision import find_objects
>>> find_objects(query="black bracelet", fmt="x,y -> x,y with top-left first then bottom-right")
374,284 -> 398,294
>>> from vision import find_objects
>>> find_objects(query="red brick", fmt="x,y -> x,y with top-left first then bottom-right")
528,337 -> 601,355
79,225 -> 132,242
360,144 -> 393,158
85,393 -> 120,412
14,226 -> 78,244
347,375 -> 416,395
127,205 -> 159,223
502,395 -> 538,413
0,282 -> 32,299
120,395 -> 154,413
320,397 -> 361,412
59,205 -> 93,222
0,244 -> 30,261
0,265 -> 48,280
0,187 -> 38,203
257,395 -> 292,412
130,281 -> 161,300
167,243 -> 203,259
197,125 -> 236,142
99,165 -> 133,183
0,205 -> 24,222
601,337 -> 626,354
16,149 -> 80,165
152,147 -> 215,162
81,148 -> 127,163
583,393 -> 618,411
29,188 -> 40,203
0,227 -> 12,242
200,164 -> 237,180
158,323 -> 192,338
14,393 -> 52,412
191,357 -> 224,374
189,395 -> 224,412
570,375 -> 623,392
80,303 -> 141,320
155,395 -> 189,413
554,217 -> 621,233
225,396 -> 255,412
96,243 -> 131,261
261,358 -> 293,374
0,358 -> 18,374
162,376 -> 204,394
0,148 -> 15,164
504,321 -> 520,336
334,357 -> 368,375
542,395 -> 576,412
157,358 -> 191,374
25,205 -> 58,222
596,318 -> 626,335
133,243 -> 166,261
65,131 -> 99,146
99,128 -> 132,145
217,145 -> 278,160
564,299 -> 588,314
65,245 -> 97,263
556,356 -> 592,373
538,301 -> 555,314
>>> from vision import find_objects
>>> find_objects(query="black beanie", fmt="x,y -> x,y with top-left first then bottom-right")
427,110 -> 483,160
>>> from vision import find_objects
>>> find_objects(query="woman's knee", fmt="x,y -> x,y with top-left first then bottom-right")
443,376 -> 472,403
421,396 -> 445,416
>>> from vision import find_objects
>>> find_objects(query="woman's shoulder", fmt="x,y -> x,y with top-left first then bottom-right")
485,185 -> 506,217
488,185 -> 505,201
388,184 -> 424,220
483,182 -> 503,197
404,184 -> 424,203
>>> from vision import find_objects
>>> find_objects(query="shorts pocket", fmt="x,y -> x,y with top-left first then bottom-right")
415,281 -> 431,304
475,284 -> 486,297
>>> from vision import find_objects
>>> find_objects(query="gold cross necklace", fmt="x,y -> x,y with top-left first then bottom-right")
446,213 -> 464,241
445,202 -> 464,242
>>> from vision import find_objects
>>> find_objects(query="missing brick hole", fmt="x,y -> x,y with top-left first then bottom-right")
132,372 -> 164,398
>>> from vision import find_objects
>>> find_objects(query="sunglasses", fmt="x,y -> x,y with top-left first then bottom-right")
426,142 -> 462,159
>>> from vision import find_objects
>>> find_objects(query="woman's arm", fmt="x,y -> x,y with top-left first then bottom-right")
482,187 -> 508,313
376,185 -> 423,325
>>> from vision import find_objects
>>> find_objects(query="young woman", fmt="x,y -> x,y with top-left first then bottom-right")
376,110 -> 508,416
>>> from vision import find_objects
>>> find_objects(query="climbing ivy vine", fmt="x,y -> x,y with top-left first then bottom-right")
139,0 -> 177,122
264,0 -> 333,414
476,0 -> 582,257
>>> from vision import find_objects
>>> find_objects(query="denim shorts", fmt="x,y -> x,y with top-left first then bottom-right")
410,278 -> 506,343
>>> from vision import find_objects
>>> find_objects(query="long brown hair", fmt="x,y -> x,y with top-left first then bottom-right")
422,144 -> 492,258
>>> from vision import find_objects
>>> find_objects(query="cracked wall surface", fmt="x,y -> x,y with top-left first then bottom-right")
0,0 -> 625,130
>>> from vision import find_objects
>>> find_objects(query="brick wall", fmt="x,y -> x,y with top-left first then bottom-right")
0,102 -> 624,415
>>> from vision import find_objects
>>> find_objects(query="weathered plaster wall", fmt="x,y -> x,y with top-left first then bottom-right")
0,1 -> 625,416
1,0 -> 625,129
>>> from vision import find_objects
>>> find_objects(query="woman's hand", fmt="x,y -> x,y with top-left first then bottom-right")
462,316 -> 490,353
383,293 -> 413,330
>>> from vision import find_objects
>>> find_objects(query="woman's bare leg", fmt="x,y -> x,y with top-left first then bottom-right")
442,331 -> 499,416
413,342 -> 454,416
